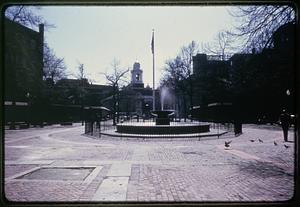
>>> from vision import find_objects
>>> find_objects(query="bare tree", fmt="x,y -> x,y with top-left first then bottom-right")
228,5 -> 295,52
179,41 -> 199,113
101,58 -> 129,125
75,62 -> 87,80
161,56 -> 186,119
43,43 -> 67,83
202,30 -> 235,60
162,56 -> 185,88
161,41 -> 199,120
103,59 -> 129,88
5,5 -> 54,30
74,62 -> 89,125
180,41 -> 199,75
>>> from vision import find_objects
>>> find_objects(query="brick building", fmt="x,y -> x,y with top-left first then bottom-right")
43,78 -> 113,122
4,18 -> 44,127
4,18 -> 44,103
191,22 -> 295,122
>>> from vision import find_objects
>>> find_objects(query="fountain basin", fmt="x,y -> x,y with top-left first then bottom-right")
151,110 -> 174,125
116,122 -> 210,134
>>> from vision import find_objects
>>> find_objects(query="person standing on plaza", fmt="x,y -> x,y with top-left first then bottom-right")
279,109 -> 291,142
234,120 -> 242,136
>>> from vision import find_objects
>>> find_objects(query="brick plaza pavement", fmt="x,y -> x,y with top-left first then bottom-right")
3,123 -> 296,203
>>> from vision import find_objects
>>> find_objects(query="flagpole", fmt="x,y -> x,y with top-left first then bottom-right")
152,29 -> 155,111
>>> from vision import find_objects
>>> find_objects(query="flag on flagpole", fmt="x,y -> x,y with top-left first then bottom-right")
151,29 -> 155,110
151,29 -> 154,54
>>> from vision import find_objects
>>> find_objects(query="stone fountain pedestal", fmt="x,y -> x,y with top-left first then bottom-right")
152,110 -> 174,125
115,110 -> 211,136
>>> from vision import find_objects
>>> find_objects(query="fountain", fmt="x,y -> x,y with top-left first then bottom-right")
151,110 -> 173,125
114,86 -> 211,136
151,87 -> 174,125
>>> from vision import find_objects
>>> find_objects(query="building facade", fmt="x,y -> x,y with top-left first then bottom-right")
119,61 -> 158,117
4,18 -> 44,126
4,18 -> 44,103
41,78 -> 114,123
191,22 -> 295,122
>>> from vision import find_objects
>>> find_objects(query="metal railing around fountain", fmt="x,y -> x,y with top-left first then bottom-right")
85,117 -> 234,138
85,119 -> 116,137
209,122 -> 234,131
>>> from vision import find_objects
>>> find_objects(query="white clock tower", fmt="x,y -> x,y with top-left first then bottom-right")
131,62 -> 144,88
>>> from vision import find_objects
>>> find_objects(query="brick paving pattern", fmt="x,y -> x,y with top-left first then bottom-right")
3,124 -> 295,203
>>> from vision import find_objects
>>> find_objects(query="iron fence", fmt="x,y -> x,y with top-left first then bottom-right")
85,116 -> 234,139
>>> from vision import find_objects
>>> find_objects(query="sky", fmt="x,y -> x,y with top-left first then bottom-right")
34,6 -> 236,87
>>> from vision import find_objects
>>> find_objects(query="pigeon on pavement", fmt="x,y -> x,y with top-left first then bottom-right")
274,141 -> 278,146
258,139 -> 263,143
225,140 -> 232,148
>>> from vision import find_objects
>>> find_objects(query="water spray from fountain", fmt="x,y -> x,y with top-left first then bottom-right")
160,86 -> 171,111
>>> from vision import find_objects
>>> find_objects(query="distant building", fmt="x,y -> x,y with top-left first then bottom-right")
53,78 -> 113,107
193,53 -> 230,94
191,54 -> 230,106
191,22 -> 295,122
193,54 -> 229,78
52,62 -> 158,120
39,78 -> 114,123
4,18 -> 44,103
119,61 -> 158,117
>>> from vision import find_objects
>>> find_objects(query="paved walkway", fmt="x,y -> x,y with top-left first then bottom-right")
3,123 -> 295,202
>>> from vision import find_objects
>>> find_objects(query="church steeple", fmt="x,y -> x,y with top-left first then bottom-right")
131,61 -> 144,88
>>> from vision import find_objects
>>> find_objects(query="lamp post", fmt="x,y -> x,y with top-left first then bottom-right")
285,89 -> 291,113
116,101 -> 119,123
25,92 -> 30,128
145,103 -> 149,119
80,80 -> 84,126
